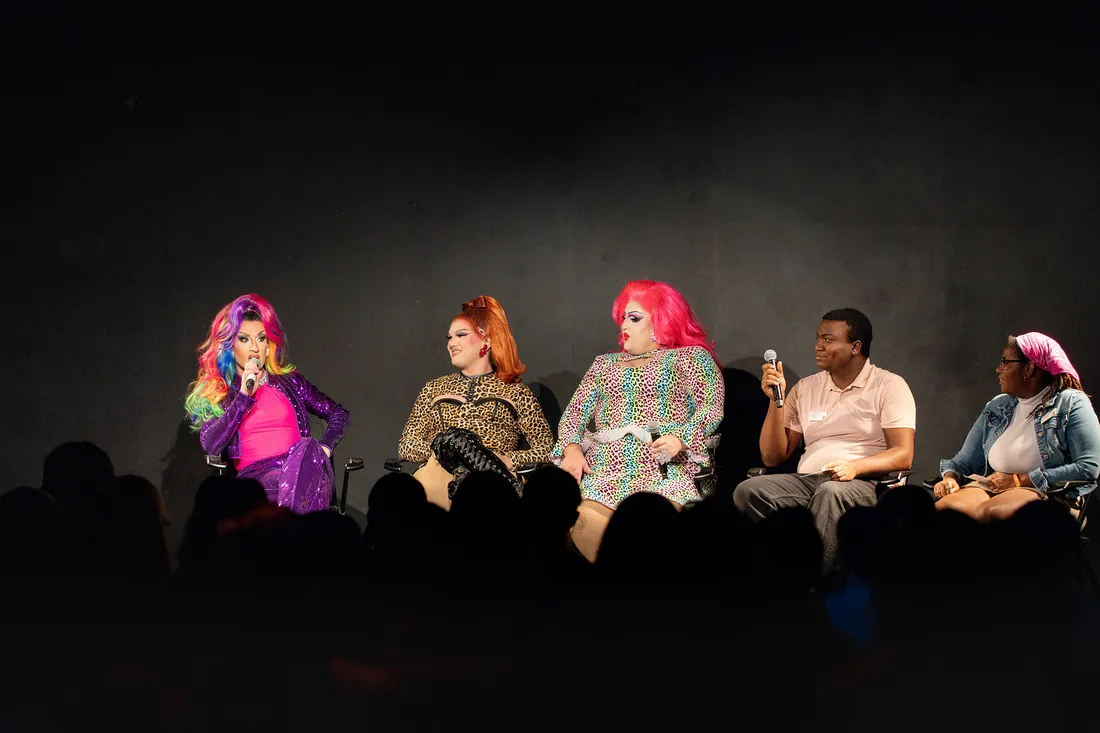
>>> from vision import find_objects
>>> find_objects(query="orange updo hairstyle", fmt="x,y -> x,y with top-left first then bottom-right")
455,295 -> 526,383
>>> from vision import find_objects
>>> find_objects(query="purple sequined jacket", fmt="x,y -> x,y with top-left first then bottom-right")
199,371 -> 350,461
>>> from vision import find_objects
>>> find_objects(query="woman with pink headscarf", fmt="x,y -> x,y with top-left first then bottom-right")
934,332 -> 1100,521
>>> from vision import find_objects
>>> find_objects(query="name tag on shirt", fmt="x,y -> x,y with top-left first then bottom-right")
809,411 -> 828,423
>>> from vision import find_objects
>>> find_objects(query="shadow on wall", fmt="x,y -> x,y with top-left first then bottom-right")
159,420 -> 210,566
529,372 -> 578,440
713,357 -> 804,500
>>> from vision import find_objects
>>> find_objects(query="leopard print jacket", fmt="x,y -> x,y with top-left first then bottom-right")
398,371 -> 553,468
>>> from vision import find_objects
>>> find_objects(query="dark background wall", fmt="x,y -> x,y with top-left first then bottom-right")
5,8 -> 1098,542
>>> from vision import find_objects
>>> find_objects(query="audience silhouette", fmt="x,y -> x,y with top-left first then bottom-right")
0,439 -> 1093,732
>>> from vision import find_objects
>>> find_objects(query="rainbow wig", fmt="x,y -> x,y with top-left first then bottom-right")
184,293 -> 295,427
611,280 -> 720,367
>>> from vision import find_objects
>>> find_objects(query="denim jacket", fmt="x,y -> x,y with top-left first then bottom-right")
940,389 -> 1100,495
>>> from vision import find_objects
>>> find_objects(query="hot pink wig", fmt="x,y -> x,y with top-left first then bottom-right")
611,280 -> 720,366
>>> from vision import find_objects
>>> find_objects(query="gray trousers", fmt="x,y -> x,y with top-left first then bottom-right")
733,472 -> 878,572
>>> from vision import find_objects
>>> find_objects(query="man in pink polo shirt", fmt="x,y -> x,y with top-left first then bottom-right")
734,308 -> 916,572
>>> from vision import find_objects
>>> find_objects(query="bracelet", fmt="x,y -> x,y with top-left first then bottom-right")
1012,473 -> 1021,487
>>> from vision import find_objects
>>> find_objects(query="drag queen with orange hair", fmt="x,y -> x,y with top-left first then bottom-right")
184,293 -> 350,513
398,295 -> 554,509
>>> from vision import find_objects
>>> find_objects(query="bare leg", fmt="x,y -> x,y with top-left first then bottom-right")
570,500 -> 613,563
413,457 -> 453,511
936,486 -> 991,520
977,488 -> 1042,522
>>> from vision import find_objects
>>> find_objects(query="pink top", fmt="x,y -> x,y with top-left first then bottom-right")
236,384 -> 301,470
784,360 -> 916,474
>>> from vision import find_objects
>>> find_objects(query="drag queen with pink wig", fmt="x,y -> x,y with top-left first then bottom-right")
554,280 -> 725,561
184,294 -> 350,514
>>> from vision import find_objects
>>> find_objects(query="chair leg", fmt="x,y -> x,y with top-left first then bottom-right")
340,466 -> 351,515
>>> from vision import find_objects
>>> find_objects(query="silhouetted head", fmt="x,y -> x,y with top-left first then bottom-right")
995,499 -> 1079,560
294,510 -> 364,578
521,466 -> 581,533
210,503 -> 298,582
177,475 -> 267,575
41,441 -> 114,511
105,474 -> 171,578
876,484 -> 935,532
835,505 -> 883,583
111,474 -> 167,523
367,472 -> 427,530
750,506 -> 823,598
0,486 -> 60,575
678,496 -> 753,587
596,492 -> 681,575
448,470 -> 522,559
450,471 -> 521,524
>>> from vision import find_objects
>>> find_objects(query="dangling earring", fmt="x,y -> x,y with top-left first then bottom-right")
650,332 -> 656,342
478,344 -> 489,358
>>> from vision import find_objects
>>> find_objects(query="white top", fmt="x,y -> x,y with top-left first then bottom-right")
987,392 -> 1045,475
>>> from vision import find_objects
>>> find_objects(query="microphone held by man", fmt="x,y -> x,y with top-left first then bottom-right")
762,349 -> 784,408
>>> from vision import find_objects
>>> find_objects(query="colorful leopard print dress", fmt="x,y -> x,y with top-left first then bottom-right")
551,346 -> 724,509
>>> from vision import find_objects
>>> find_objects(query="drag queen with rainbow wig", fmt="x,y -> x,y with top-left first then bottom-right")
554,280 -> 725,561
184,293 -> 350,513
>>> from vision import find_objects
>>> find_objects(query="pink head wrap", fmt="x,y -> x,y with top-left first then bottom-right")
1014,332 -> 1080,383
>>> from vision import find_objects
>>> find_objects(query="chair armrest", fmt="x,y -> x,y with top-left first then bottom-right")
695,465 -> 716,479
876,470 -> 912,487
344,457 -> 364,472
384,458 -> 416,473
746,467 -> 768,478
205,454 -> 227,470
516,461 -> 552,476
1047,480 -> 1093,499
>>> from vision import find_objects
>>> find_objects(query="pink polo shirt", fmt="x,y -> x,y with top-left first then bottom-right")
784,360 -> 916,474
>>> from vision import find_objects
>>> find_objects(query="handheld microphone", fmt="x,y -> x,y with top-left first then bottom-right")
763,349 -> 783,407
244,357 -> 261,391
647,421 -> 668,479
